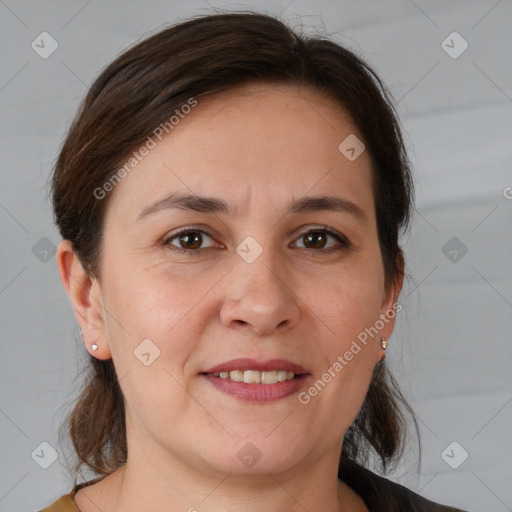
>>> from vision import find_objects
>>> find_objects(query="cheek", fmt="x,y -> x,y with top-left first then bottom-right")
321,256 -> 384,340
310,282 -> 380,430
310,254 -> 383,398
106,255 -> 193,325
101,262 -> 210,371
101,268 -> 210,433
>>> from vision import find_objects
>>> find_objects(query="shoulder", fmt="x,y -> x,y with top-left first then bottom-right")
37,475 -> 104,512
37,493 -> 79,512
339,458 -> 469,512
373,473 -> 468,512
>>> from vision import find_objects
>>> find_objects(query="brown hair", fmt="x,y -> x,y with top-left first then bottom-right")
52,10 -> 419,486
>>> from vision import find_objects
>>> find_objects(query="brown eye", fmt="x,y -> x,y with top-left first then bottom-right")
165,230 -> 216,252
303,231 -> 328,249
177,231 -> 202,250
163,226 -> 350,256
294,228 -> 351,252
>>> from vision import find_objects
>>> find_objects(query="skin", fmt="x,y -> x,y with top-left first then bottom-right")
57,83 -> 403,512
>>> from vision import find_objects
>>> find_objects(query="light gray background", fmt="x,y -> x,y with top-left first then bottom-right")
1,1 -> 511,511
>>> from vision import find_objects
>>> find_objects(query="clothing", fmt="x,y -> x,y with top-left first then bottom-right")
338,458 -> 468,511
38,460 -> 468,512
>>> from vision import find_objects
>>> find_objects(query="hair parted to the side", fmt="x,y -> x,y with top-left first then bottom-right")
51,10 -> 419,487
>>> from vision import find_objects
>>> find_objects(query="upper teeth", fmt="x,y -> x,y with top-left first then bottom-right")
210,370 -> 295,384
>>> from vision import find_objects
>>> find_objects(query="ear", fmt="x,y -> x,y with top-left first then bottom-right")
56,240 -> 112,360
376,251 -> 405,361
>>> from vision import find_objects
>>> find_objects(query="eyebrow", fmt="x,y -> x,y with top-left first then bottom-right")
136,193 -> 367,223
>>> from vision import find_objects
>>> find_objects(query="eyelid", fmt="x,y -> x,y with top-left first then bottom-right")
162,225 -> 223,250
162,224 -> 352,253
292,225 -> 352,249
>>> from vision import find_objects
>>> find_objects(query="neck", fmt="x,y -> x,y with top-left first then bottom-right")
94,443 -> 364,512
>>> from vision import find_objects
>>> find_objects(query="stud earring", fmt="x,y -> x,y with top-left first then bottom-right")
91,344 -> 98,352
381,337 -> 388,350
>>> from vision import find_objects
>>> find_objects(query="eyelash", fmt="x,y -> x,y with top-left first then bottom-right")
162,226 -> 352,256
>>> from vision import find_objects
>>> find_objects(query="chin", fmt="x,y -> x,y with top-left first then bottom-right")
196,434 -> 307,477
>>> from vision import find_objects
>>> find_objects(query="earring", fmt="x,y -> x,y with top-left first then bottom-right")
91,344 -> 98,352
381,337 -> 388,350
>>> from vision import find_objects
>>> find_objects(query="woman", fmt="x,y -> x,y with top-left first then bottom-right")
40,11 -> 468,512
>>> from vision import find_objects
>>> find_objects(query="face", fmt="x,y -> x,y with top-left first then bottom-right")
61,83 -> 402,478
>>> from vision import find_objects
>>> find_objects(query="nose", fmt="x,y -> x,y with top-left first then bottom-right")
219,249 -> 300,337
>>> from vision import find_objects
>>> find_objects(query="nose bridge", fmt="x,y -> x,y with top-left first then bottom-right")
237,236 -> 285,299
220,233 -> 300,335
235,229 -> 289,290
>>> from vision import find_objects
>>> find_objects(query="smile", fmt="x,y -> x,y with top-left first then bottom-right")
201,372 -> 310,402
205,370 -> 296,384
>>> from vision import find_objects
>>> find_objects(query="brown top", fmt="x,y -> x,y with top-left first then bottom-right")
38,460 -> 469,512
37,475 -> 103,512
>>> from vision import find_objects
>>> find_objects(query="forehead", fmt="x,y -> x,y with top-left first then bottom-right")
104,83 -> 375,223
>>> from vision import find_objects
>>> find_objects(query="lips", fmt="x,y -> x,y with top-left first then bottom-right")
201,358 -> 309,375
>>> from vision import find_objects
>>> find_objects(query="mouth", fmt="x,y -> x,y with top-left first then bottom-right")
202,369 -> 302,384
200,358 -> 311,402
202,357 -> 309,375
